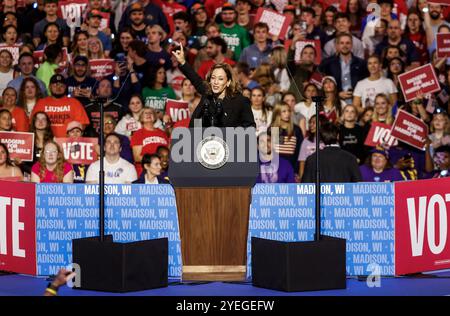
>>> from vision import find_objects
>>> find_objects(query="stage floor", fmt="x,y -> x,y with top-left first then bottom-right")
1,271 -> 450,296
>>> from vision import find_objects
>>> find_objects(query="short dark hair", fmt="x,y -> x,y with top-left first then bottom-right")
104,132 -> 121,145
173,11 -> 190,23
142,153 -> 161,166
319,122 -> 339,145
44,44 -> 62,63
301,6 -> 316,18
208,36 -> 227,54
236,62 -> 250,76
128,40 -> 148,58
18,52 -> 34,63
435,145 -> 450,155
253,22 -> 269,33
334,12 -> 350,23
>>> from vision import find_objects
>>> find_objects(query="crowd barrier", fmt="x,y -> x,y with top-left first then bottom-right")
1,178 -> 449,277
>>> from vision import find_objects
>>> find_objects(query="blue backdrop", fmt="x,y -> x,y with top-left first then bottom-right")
35,183 -> 394,277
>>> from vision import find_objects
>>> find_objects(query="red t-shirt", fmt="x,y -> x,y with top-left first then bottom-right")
152,0 -> 186,36
31,96 -> 90,138
0,106 -> 30,132
130,128 -> 170,156
31,162 -> 73,183
198,58 -> 236,79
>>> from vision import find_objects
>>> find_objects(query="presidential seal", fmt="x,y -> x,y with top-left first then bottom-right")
196,136 -> 229,169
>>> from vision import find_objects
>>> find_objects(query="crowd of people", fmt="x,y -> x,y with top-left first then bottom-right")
0,0 -> 449,185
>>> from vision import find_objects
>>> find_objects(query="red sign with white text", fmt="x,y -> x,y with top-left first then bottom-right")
0,132 -> 34,162
58,0 -> 89,29
395,177 -> 450,275
89,59 -> 116,80
165,99 -> 190,123
55,137 -> 98,165
0,181 -> 37,275
429,1 -> 450,5
398,64 -> 440,102
390,110 -> 429,150
436,33 -> 450,58
254,8 -> 293,39
364,122 -> 398,147
294,40 -> 322,65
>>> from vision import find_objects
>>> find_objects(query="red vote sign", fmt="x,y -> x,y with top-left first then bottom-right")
395,177 -> 450,275
165,99 -> 190,123
55,137 -> 98,165
0,181 -> 37,275
364,122 -> 398,147
390,110 -> 429,150
254,8 -> 293,39
398,64 -> 440,102
58,0 -> 89,29
0,131 -> 34,162
436,33 -> 450,58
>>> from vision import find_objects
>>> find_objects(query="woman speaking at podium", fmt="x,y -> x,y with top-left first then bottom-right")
172,44 -> 255,128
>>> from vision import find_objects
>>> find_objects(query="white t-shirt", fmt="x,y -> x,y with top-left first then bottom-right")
294,102 -> 316,128
252,108 -> 273,136
353,77 -> 397,108
86,157 -> 138,184
0,69 -> 14,95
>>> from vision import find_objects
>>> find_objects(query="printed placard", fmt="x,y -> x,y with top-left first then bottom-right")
165,99 -> 189,123
395,177 -> 450,275
58,0 -> 89,29
254,8 -> 293,39
436,33 -> 450,58
55,137 -> 98,165
0,181 -> 37,275
390,110 -> 429,150
364,122 -> 398,147
398,64 -> 440,102
294,40 -> 322,65
0,131 -> 34,162
89,59 -> 115,80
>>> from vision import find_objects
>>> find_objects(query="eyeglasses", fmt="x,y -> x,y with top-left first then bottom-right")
105,120 -> 115,125
44,150 -> 58,155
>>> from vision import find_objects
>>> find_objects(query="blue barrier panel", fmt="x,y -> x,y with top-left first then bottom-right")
36,183 -> 395,277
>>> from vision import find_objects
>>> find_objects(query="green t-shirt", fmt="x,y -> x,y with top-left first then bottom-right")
36,62 -> 58,92
220,23 -> 250,61
142,86 -> 177,113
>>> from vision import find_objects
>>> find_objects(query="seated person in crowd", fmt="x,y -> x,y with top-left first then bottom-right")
31,141 -> 74,183
133,153 -> 169,184
86,133 -> 137,184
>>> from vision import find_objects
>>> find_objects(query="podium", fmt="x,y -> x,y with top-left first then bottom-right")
169,127 -> 258,281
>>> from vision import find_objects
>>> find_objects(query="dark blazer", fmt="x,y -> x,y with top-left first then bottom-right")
302,146 -> 362,183
179,62 -> 256,128
133,172 -> 170,184
318,54 -> 369,91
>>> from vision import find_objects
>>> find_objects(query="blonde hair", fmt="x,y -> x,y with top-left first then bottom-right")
372,93 -> 393,125
271,46 -> 287,69
271,102 -> 294,137
87,37 -> 105,59
430,112 -> 450,134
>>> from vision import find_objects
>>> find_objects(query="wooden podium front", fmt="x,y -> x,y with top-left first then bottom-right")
169,128 -> 258,282
175,187 -> 251,281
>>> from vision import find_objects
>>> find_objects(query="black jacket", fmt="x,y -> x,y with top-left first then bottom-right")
318,54 -> 369,91
302,146 -> 362,183
179,62 -> 256,128
133,172 -> 170,184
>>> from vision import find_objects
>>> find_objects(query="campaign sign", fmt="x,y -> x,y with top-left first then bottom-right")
294,40 -> 322,65
89,59 -> 116,80
254,8 -> 293,39
364,122 -> 398,147
390,110 -> 429,150
270,0 -> 288,13
398,64 -> 440,102
0,181 -> 37,275
165,99 -> 190,123
33,48 -> 69,67
99,12 -> 110,32
55,137 -> 98,165
248,183 -> 395,277
0,131 -> 34,162
58,0 -> 89,29
0,44 -> 20,65
395,177 -> 450,275
436,33 -> 450,58
35,184 -> 182,277
429,1 -> 450,5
